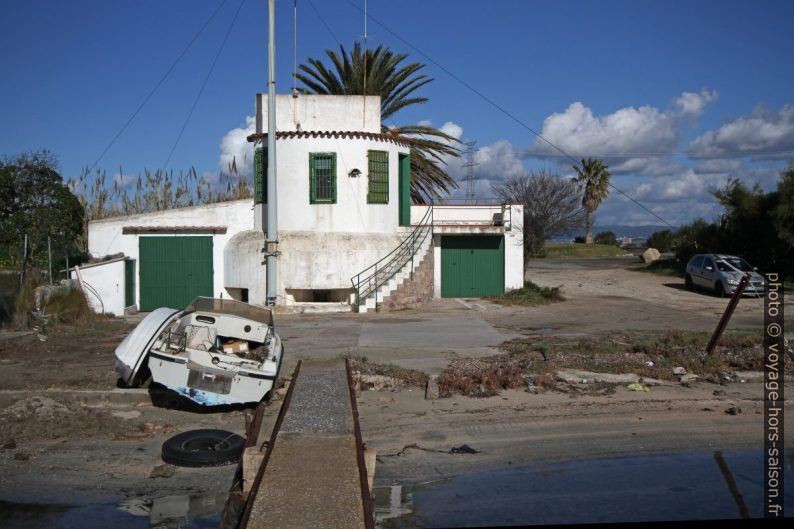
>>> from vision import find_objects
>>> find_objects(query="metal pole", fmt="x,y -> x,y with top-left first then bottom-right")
706,274 -> 750,354
265,0 -> 278,305
47,236 -> 53,285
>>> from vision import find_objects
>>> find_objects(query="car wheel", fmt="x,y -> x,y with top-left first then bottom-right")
161,429 -> 245,467
715,282 -> 726,298
685,274 -> 693,290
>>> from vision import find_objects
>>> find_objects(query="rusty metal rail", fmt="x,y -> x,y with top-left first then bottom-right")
228,358 -> 373,529
230,360 -> 302,529
346,358 -> 376,529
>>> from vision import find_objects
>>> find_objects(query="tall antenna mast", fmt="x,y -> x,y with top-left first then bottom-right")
292,0 -> 297,96
462,140 -> 479,203
362,0 -> 367,128
265,0 -> 279,305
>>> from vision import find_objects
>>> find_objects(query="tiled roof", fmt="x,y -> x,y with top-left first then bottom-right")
246,130 -> 413,146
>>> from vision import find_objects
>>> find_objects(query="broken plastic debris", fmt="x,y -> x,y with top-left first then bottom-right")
627,383 -> 651,393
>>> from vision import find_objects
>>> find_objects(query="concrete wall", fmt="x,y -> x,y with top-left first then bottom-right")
255,94 -> 381,134
87,200 -> 255,307
263,136 -> 409,234
70,258 -> 127,316
277,231 -> 403,302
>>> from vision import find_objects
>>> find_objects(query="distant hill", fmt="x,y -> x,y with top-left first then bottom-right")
551,225 -> 673,242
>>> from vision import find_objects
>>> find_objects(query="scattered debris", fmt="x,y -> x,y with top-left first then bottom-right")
672,367 -> 687,376
14,452 -> 31,461
2,439 -> 17,450
425,375 -> 440,400
450,444 -> 480,454
627,383 -> 651,393
702,407 -> 714,412
713,389 -> 726,396
111,410 -> 141,420
725,406 -> 742,415
149,463 -> 176,479
679,374 -> 699,384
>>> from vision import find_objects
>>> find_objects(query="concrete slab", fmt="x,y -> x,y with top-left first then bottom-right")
246,358 -> 367,529
247,435 -> 365,529
358,317 -> 508,351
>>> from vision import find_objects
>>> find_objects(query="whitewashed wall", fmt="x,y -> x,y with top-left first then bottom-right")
261,136 -> 409,234
87,200 -> 255,305
256,94 -> 381,133
70,258 -> 127,316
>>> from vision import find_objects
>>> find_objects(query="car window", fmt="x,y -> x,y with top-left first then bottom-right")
716,257 -> 752,272
691,256 -> 704,268
704,258 -> 714,269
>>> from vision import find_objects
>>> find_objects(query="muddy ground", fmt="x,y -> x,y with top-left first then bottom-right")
0,257 -> 790,511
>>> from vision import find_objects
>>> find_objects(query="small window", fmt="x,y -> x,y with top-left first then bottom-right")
367,150 -> 389,204
254,147 -> 267,204
310,153 -> 337,204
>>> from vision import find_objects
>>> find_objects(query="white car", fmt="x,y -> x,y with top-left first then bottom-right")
684,253 -> 765,297
115,297 -> 283,406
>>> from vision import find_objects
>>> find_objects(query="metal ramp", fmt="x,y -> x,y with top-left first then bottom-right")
238,359 -> 373,529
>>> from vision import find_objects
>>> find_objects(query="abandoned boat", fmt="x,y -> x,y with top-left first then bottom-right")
115,297 -> 283,406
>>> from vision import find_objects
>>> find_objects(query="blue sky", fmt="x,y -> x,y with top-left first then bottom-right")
2,0 -> 793,227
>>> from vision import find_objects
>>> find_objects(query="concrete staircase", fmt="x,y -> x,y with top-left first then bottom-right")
356,232 -> 432,313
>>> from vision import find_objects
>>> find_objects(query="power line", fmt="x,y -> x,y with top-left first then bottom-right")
306,0 -> 341,46
162,0 -> 245,170
89,0 -> 230,172
343,0 -> 679,230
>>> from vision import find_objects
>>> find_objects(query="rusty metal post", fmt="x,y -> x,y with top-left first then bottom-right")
706,274 -> 750,354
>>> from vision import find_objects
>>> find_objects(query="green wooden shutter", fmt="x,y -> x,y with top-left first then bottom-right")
254,147 -> 267,204
124,259 -> 135,307
398,153 -> 411,226
367,150 -> 389,203
309,153 -> 336,204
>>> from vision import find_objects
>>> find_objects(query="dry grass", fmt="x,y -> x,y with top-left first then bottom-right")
11,272 -> 97,331
346,355 -> 429,388
437,358 -> 525,397
432,329 -> 774,399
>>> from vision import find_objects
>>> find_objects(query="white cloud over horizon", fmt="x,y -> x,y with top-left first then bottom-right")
686,104 -> 794,160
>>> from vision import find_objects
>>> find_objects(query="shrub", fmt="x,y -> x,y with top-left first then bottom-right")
594,231 -> 617,246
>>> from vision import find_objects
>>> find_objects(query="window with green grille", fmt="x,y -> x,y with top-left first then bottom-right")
367,150 -> 389,203
254,146 -> 267,204
309,153 -> 336,204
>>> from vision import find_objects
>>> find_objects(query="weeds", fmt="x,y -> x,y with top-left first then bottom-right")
488,281 -> 564,306
347,355 -> 428,388
437,358 -> 525,398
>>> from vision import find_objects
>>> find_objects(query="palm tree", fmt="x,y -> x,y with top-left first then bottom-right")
572,158 -> 610,244
295,42 -> 460,202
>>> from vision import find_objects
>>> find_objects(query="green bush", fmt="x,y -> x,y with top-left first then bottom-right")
594,231 -> 617,246
646,230 -> 675,253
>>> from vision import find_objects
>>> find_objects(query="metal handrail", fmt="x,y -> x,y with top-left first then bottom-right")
351,205 -> 434,310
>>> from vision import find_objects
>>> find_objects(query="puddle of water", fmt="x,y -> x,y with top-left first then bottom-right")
375,449 -> 794,528
0,491 -> 227,529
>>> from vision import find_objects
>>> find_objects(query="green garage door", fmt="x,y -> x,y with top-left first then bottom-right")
441,235 -> 504,297
139,236 -> 213,311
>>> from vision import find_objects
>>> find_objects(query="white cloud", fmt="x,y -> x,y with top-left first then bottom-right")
219,115 -> 256,178
693,159 -> 742,174
439,121 -> 463,140
525,90 -> 718,174
686,104 -> 794,159
673,89 -> 719,119
113,171 -> 137,190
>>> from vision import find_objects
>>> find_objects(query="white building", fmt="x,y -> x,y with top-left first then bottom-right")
76,94 -> 523,315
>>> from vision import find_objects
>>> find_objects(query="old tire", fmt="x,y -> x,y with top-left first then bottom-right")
161,429 -> 245,467
684,274 -> 693,290
715,282 -> 726,298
